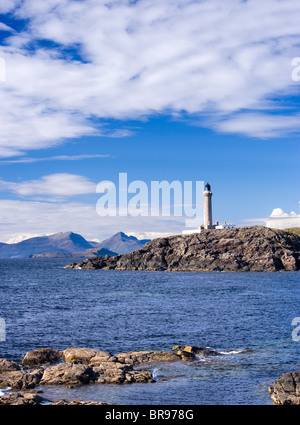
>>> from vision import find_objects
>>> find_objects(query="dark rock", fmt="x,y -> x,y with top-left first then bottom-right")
270,370 -> 300,404
22,348 -> 63,366
172,345 -> 220,360
66,226 -> 300,272
40,363 -> 92,386
0,369 -> 44,390
0,358 -> 22,371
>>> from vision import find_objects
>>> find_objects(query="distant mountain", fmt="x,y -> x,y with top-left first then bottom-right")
98,232 -> 151,255
0,231 -> 150,258
0,232 -> 95,259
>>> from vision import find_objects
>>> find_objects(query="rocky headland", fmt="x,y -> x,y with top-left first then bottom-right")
0,345 -> 220,405
66,226 -> 300,272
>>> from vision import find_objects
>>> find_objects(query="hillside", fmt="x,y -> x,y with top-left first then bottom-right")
284,227 -> 300,236
66,226 -> 300,272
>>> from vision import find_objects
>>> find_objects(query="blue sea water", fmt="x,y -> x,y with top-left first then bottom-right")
0,258 -> 299,405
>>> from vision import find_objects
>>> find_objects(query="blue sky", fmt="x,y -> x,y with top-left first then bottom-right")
0,0 -> 299,243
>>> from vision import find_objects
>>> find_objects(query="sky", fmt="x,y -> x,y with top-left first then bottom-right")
0,0 -> 299,243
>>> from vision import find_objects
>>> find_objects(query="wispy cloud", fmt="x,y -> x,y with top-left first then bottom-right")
0,23 -> 15,32
0,153 -> 112,164
0,173 -> 97,197
214,113 -> 300,138
0,0 -> 299,156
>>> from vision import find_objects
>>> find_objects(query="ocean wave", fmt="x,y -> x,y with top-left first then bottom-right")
194,355 -> 210,362
219,348 -> 251,355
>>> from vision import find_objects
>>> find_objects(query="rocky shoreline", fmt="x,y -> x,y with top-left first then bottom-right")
1,345 -> 299,405
66,226 -> 300,272
0,345 -> 221,405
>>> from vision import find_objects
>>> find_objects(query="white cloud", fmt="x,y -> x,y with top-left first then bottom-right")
245,207 -> 300,229
214,113 -> 300,138
265,207 -> 300,228
0,199 -> 186,243
0,173 -> 97,197
0,0 -> 20,14
0,0 -> 299,156
5,233 -> 45,244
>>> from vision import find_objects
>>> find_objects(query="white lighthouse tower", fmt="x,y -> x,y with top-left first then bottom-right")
182,181 -> 235,235
203,182 -> 213,229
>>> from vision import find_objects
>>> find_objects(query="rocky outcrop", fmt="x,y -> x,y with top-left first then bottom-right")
0,346 -> 156,393
269,370 -> 300,405
40,363 -> 92,387
116,351 -> 180,365
172,345 -> 220,361
0,368 -> 44,390
91,362 -> 153,384
38,361 -> 153,386
0,344 -> 249,404
66,226 -> 300,272
50,399 -> 112,405
0,391 -> 45,405
22,348 -> 63,366
0,358 -> 22,371
0,344 -> 221,392
63,347 -> 117,364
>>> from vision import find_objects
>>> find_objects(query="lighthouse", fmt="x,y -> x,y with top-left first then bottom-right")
181,181 -> 235,235
203,182 -> 213,229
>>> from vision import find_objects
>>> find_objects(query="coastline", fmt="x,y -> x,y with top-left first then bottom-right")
66,226 -> 300,272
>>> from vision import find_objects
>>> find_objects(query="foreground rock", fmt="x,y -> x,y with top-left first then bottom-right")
0,346 -> 155,392
0,358 -> 22,371
0,390 -> 111,405
51,399 -> 112,405
63,347 -> 117,364
0,391 -> 45,405
117,351 -> 180,365
0,367 -> 44,390
22,348 -> 63,366
269,370 -> 300,405
66,226 -> 300,272
38,361 -> 153,386
40,363 -> 92,387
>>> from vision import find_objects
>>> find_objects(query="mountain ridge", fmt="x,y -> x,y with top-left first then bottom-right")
0,231 -> 150,258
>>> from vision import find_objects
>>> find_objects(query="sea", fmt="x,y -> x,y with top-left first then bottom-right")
0,258 -> 299,405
